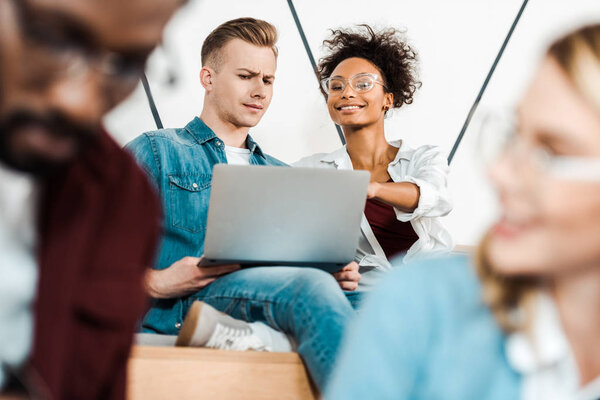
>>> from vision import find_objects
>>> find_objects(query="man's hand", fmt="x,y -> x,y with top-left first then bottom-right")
145,256 -> 240,299
332,261 -> 361,291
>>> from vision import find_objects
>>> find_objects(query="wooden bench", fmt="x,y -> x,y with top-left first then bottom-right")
128,247 -> 477,399
127,346 -> 318,400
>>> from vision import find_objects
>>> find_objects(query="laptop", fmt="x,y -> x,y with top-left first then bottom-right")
197,164 -> 370,272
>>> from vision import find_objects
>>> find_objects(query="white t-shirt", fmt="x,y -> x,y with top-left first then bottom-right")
0,164 -> 37,389
225,145 -> 251,166
506,292 -> 600,400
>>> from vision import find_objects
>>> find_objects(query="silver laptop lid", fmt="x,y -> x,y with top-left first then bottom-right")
202,164 -> 369,270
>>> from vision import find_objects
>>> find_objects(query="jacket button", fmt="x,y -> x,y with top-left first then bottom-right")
175,322 -> 182,329
192,183 -> 198,189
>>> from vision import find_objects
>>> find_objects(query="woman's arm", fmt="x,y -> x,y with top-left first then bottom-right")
368,181 -> 420,212
380,146 -> 452,221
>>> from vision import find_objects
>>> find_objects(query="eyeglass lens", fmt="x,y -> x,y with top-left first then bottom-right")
326,75 -> 375,93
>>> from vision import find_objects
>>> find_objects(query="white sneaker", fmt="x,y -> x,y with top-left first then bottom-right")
176,301 -> 269,351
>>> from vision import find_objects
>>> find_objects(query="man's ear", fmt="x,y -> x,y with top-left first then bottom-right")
200,66 -> 214,90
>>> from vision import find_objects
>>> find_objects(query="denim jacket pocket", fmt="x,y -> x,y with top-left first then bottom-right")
168,174 -> 211,233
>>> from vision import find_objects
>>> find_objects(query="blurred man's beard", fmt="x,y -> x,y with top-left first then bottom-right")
0,109 -> 97,175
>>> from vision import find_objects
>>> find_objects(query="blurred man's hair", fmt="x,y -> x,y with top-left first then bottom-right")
201,17 -> 278,70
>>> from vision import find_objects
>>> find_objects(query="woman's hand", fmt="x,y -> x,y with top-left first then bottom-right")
332,261 -> 361,291
367,181 -> 381,199
145,256 -> 240,299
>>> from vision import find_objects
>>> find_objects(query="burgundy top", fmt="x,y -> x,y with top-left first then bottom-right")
364,194 -> 419,260
33,128 -> 161,400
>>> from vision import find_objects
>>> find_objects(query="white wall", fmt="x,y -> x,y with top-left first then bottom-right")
103,0 -> 600,245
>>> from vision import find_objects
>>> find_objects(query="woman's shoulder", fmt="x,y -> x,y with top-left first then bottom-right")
370,254 -> 484,316
393,141 -> 446,162
292,146 -> 347,168
292,152 -> 328,167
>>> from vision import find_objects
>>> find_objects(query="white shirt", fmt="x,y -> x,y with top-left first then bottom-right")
506,293 -> 600,400
294,141 -> 454,290
225,145 -> 251,166
0,164 -> 38,389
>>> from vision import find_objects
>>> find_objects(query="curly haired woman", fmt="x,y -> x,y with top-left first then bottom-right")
326,23 -> 600,400
295,25 -> 453,305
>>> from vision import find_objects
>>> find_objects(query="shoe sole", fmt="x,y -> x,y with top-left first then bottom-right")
175,300 -> 203,347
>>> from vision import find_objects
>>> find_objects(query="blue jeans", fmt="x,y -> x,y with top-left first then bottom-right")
344,291 -> 364,310
183,266 -> 355,391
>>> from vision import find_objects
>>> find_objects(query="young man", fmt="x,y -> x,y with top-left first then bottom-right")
0,0 -> 181,398
126,18 -> 354,391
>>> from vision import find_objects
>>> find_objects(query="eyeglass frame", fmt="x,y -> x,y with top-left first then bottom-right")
320,72 -> 387,95
478,110 -> 600,183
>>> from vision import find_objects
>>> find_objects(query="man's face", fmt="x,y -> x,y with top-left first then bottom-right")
207,39 -> 277,129
0,0 -> 180,174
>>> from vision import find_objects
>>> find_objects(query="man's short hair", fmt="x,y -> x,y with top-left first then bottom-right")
201,17 -> 278,70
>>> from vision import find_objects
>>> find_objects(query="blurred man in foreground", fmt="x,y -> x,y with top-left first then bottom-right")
0,0 -> 181,398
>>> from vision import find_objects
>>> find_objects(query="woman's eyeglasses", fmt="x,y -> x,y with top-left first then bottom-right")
478,110 -> 600,182
320,73 -> 387,95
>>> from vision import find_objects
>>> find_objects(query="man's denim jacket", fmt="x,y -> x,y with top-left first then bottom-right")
125,117 -> 286,334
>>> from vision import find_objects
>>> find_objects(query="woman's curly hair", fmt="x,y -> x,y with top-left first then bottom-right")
317,25 -> 421,109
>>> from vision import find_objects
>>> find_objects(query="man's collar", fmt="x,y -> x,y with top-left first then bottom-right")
245,135 -> 265,158
184,117 -> 217,144
184,117 -> 265,158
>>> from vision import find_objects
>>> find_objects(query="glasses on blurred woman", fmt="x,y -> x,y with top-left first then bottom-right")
320,72 -> 387,95
478,110 -> 600,182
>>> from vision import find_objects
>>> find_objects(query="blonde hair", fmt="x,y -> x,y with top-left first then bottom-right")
476,23 -> 600,333
201,17 -> 278,70
476,235 -> 537,333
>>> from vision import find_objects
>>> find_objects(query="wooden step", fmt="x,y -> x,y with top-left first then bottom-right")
127,345 -> 318,400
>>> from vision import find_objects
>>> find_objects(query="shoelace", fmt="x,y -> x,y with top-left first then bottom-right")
205,323 -> 269,351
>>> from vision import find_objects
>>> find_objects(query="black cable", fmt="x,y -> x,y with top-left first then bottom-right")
141,73 -> 164,130
286,0 -> 346,145
447,0 -> 529,164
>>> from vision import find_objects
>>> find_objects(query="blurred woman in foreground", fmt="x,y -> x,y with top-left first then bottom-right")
326,24 -> 600,400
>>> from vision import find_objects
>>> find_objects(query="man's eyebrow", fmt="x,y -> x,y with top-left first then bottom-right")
19,1 -> 96,45
236,68 -> 259,76
20,1 -> 158,60
114,45 -> 157,59
236,69 -> 275,80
